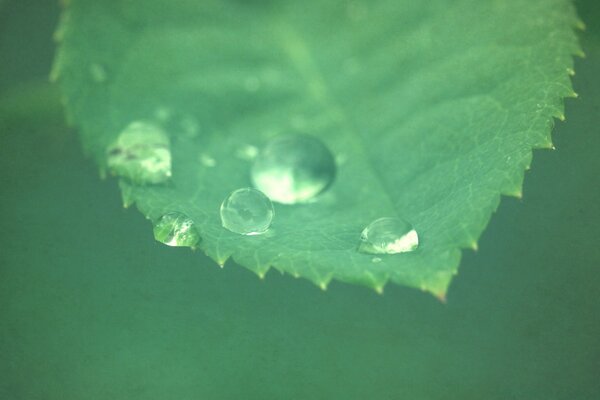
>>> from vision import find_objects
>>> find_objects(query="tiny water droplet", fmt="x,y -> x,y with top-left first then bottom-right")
199,153 -> 216,167
153,212 -> 200,248
220,188 -> 274,235
90,63 -> 108,83
358,217 -> 419,255
107,121 -> 172,184
236,144 -> 259,161
372,257 -> 382,263
251,134 -> 336,204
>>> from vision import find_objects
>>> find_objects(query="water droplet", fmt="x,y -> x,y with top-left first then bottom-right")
199,153 -> 216,167
153,212 -> 200,248
372,257 -> 382,263
90,63 -> 108,83
235,144 -> 259,161
220,188 -> 274,235
107,121 -> 172,184
251,134 -> 336,204
358,217 -> 419,255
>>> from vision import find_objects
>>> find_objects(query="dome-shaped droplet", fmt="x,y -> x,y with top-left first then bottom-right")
358,217 -> 419,255
153,212 -> 200,248
220,188 -> 274,235
251,134 -> 336,204
107,121 -> 172,184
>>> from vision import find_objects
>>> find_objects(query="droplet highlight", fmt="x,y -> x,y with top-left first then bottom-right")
358,217 -> 419,255
107,121 -> 172,184
251,134 -> 336,204
153,212 -> 200,248
220,188 -> 274,235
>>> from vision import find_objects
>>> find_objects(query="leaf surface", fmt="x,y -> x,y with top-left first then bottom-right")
54,0 -> 581,296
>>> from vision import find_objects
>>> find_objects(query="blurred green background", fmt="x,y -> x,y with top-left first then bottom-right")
1,1 -> 598,399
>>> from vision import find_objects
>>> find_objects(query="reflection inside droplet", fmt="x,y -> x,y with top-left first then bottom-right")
251,134 -> 336,204
220,188 -> 274,235
153,212 -> 200,248
106,121 -> 172,185
358,217 -> 419,255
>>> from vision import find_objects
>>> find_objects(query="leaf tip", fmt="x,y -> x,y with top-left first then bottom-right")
508,189 -> 523,200
217,257 -> 229,268
258,270 -> 267,280
436,292 -> 447,304
468,241 -> 479,252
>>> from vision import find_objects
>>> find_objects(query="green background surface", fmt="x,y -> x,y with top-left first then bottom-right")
1,0 -> 598,399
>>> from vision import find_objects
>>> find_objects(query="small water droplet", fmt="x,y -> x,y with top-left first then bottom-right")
153,212 -> 200,248
251,134 -> 336,204
90,63 -> 108,83
107,121 -> 172,184
220,188 -> 274,235
199,153 -> 216,167
358,217 -> 419,255
372,257 -> 382,263
236,144 -> 259,161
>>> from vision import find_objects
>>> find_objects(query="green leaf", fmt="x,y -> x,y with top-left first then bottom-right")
53,0 -> 581,297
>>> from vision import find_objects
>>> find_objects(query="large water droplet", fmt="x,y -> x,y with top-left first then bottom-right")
220,188 -> 274,235
358,217 -> 419,255
153,212 -> 200,247
251,134 -> 336,204
107,121 -> 172,184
